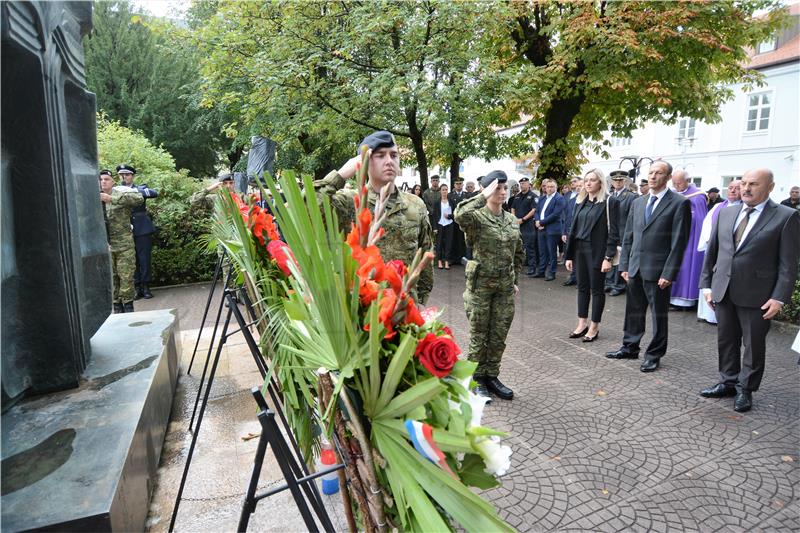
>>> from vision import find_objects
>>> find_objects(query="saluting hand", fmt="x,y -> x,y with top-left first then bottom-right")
482,179 -> 499,198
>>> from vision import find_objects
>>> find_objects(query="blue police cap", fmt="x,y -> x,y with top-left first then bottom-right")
116,164 -> 136,174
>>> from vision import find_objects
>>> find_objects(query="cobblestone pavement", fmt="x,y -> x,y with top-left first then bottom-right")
143,264 -> 799,532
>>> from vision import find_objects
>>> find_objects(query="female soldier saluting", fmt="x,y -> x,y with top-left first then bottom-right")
455,170 -> 524,402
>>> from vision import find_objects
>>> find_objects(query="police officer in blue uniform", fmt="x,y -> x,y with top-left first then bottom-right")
511,177 -> 538,276
116,165 -> 159,299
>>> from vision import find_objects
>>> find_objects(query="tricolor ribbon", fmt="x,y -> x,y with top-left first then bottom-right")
404,420 -> 457,479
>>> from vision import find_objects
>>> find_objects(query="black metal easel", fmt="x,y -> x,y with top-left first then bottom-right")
237,387 -> 343,533
170,287 -> 337,532
186,249 -> 227,376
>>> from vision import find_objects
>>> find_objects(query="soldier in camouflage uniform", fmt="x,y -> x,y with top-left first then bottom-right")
313,131 -> 434,304
100,170 -> 143,313
190,173 -> 236,210
454,170 -> 524,401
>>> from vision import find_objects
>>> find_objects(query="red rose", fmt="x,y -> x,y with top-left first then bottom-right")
415,333 -> 460,378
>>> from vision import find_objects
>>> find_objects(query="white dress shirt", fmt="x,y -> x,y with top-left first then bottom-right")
646,187 -> 669,215
540,193 -> 555,220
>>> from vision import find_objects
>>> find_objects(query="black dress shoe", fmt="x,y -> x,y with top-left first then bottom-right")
734,391 -> 752,412
142,285 -> 153,299
605,348 -> 639,359
472,379 -> 492,404
122,301 -> 135,313
134,287 -> 144,300
563,279 -> 577,286
583,332 -> 599,343
531,272 -> 545,278
526,270 -> 536,276
604,287 -> 613,293
640,359 -> 660,372
485,376 -> 514,400
700,383 -> 737,398
609,289 -> 625,296
544,274 -> 555,281
569,327 -> 589,339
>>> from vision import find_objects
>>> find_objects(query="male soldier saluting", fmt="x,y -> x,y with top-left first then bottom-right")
100,170 -> 143,313
314,131 -> 434,304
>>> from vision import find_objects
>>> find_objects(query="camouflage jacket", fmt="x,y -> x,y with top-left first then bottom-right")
314,170 -> 434,304
105,186 -> 143,251
190,187 -> 217,211
454,194 -> 524,285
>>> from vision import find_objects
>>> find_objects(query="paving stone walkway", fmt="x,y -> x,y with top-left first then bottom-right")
142,264 -> 799,532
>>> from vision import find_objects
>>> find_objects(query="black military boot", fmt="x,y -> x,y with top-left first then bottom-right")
134,285 -> 144,300
472,377 -> 492,404
113,302 -> 124,314
122,301 -> 134,313
485,376 -> 514,400
142,284 -> 153,299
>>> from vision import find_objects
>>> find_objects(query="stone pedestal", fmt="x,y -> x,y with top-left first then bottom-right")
1,310 -> 180,531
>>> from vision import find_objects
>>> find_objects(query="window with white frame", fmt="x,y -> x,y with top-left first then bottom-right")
677,118 -> 696,140
722,175 -> 742,188
746,92 -> 771,132
610,136 -> 631,147
691,176 -> 702,188
758,39 -> 776,54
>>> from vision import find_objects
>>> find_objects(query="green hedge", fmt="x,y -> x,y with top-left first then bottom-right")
777,277 -> 800,325
97,115 -> 216,286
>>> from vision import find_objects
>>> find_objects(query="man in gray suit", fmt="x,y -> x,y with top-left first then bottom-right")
606,160 -> 691,372
699,169 -> 800,412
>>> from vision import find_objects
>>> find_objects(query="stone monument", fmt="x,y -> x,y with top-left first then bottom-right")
1,1 -> 110,407
1,3 -> 180,530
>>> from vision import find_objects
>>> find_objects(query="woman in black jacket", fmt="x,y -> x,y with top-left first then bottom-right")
564,169 -> 619,342
432,184 -> 457,269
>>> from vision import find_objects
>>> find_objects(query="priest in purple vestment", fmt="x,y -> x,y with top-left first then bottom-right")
697,180 -> 741,323
670,170 -> 708,308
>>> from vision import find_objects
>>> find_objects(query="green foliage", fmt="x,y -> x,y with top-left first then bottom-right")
85,1 -> 231,177
487,0 -> 788,182
777,277 -> 800,324
194,1 -> 509,185
96,116 -> 216,285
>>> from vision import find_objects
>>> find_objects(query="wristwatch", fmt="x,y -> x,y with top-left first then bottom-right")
604,256 -> 614,262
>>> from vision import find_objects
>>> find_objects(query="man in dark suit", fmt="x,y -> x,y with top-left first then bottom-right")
699,169 -> 800,412
534,178 -> 566,281
117,165 -> 159,299
606,161 -> 691,372
605,170 -> 637,296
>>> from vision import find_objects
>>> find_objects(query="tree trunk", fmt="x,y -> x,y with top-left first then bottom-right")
406,107 -> 428,188
448,152 -> 461,185
538,92 -> 585,185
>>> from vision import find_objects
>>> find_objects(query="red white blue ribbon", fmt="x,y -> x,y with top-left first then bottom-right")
404,420 -> 457,479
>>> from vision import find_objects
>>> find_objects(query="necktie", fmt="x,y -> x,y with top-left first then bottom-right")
644,195 -> 657,224
734,207 -> 754,248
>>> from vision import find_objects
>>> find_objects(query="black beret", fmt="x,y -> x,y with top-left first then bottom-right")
519,177 -> 530,183
479,170 -> 508,188
219,173 -> 234,182
639,179 -> 648,185
116,164 -> 136,174
358,131 -> 396,153
99,169 -> 112,177
706,187 -> 720,193
609,169 -> 629,180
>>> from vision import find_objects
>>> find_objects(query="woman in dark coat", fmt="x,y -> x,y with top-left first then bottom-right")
564,169 -> 619,342
432,184 -> 456,269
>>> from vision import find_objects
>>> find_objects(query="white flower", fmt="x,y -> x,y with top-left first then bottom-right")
468,391 -> 489,428
475,436 -> 512,476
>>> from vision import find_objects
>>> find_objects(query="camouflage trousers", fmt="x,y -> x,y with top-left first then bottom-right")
464,276 -> 516,378
112,247 -> 136,303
